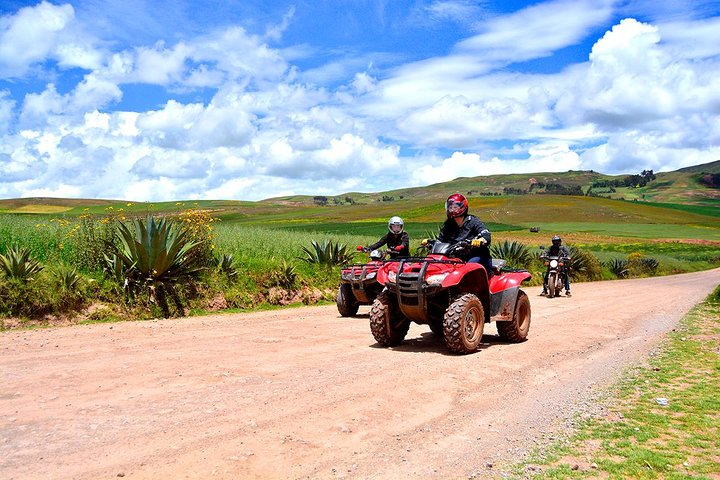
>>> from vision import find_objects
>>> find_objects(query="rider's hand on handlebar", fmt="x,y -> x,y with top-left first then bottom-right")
362,247 -> 370,253
420,238 -> 429,246
393,245 -> 403,252
471,237 -> 487,247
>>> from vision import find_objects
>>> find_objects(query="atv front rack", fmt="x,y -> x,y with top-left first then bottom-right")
387,257 -> 465,322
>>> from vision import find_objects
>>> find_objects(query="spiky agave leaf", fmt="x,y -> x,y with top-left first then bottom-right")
606,258 -> 629,278
490,240 -> 533,269
0,245 -> 44,281
300,239 -> 354,266
112,216 -> 205,284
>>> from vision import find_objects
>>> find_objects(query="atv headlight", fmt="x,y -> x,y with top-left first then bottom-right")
366,272 -> 376,280
387,271 -> 397,283
426,273 -> 448,286
549,259 -> 558,268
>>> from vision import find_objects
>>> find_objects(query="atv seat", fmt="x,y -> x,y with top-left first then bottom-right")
491,258 -> 506,275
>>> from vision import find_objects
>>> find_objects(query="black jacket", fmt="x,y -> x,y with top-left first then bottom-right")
543,244 -> 570,258
368,231 -> 410,257
438,214 -> 491,262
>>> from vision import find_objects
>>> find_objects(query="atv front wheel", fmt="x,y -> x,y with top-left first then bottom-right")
443,293 -> 485,354
496,290 -> 531,342
369,291 -> 410,347
337,283 -> 359,317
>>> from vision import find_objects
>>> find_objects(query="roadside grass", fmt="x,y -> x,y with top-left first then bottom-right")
507,287 -> 720,479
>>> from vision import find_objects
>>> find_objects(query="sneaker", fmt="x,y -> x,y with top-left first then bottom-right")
565,290 -> 572,297
541,289 -> 547,296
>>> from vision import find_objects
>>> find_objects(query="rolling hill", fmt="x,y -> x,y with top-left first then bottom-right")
0,161 -> 718,243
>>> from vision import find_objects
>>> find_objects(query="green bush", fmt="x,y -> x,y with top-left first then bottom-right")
106,216 -> 207,317
0,245 -> 44,281
605,257 -> 629,278
567,246 -> 602,281
627,252 -> 660,277
491,240 -> 533,269
300,240 -> 355,266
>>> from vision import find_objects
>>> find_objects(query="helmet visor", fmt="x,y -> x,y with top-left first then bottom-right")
446,200 -> 465,215
389,223 -> 403,234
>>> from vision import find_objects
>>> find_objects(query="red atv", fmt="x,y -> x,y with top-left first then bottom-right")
337,246 -> 395,317
369,239 -> 532,354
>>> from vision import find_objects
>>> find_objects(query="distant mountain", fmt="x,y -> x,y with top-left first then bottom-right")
267,162 -> 720,208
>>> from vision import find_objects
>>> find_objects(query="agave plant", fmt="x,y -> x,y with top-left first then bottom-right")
567,246 -> 602,281
216,253 -> 238,278
54,266 -> 82,292
107,216 -> 206,317
490,240 -> 533,269
606,258 -> 629,278
300,240 -> 354,266
267,259 -> 297,289
0,245 -> 44,281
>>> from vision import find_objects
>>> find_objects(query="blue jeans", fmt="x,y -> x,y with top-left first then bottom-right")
468,256 -> 493,278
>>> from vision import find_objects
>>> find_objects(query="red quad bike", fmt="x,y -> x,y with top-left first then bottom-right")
369,239 -> 532,354
337,246 -> 396,317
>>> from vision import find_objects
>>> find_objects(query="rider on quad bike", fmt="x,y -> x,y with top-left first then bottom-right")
364,216 -> 410,259
336,217 -> 408,317
370,195 -> 532,354
436,193 -> 492,275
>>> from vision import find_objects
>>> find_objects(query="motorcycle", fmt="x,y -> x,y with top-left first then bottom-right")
541,255 -> 570,298
337,246 -> 394,317
369,239 -> 532,354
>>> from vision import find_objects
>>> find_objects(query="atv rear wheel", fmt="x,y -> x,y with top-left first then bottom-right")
443,293 -> 485,354
496,290 -> 531,342
337,283 -> 359,317
369,291 -> 410,347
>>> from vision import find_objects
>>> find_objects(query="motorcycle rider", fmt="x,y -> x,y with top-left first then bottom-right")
430,193 -> 493,277
363,216 -> 410,258
541,235 -> 571,296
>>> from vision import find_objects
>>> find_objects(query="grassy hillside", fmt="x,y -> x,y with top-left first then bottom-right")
0,162 -> 717,244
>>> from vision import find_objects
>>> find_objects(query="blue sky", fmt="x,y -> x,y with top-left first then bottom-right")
1,0 -> 719,201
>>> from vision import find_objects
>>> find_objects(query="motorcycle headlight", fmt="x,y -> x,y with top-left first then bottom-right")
550,259 -> 558,268
366,272 -> 376,280
388,271 -> 397,283
426,273 -> 448,285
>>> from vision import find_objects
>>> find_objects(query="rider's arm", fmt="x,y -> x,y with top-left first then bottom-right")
470,217 -> 491,246
367,234 -> 388,251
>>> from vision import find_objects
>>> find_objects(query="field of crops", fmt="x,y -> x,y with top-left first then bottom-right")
1,193 -> 718,326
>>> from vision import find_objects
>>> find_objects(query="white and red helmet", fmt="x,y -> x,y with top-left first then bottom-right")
388,216 -> 404,234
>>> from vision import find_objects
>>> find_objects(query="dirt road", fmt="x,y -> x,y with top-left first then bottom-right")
1,268 -> 719,480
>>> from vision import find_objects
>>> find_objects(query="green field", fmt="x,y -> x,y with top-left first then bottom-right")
1,164 -> 718,325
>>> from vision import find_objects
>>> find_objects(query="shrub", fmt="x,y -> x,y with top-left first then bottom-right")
490,240 -> 533,269
106,216 -> 207,317
627,252 -> 660,277
567,246 -> 602,281
0,245 -> 44,281
216,253 -> 238,279
606,258 -> 629,278
266,260 -> 298,289
300,240 -> 354,266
